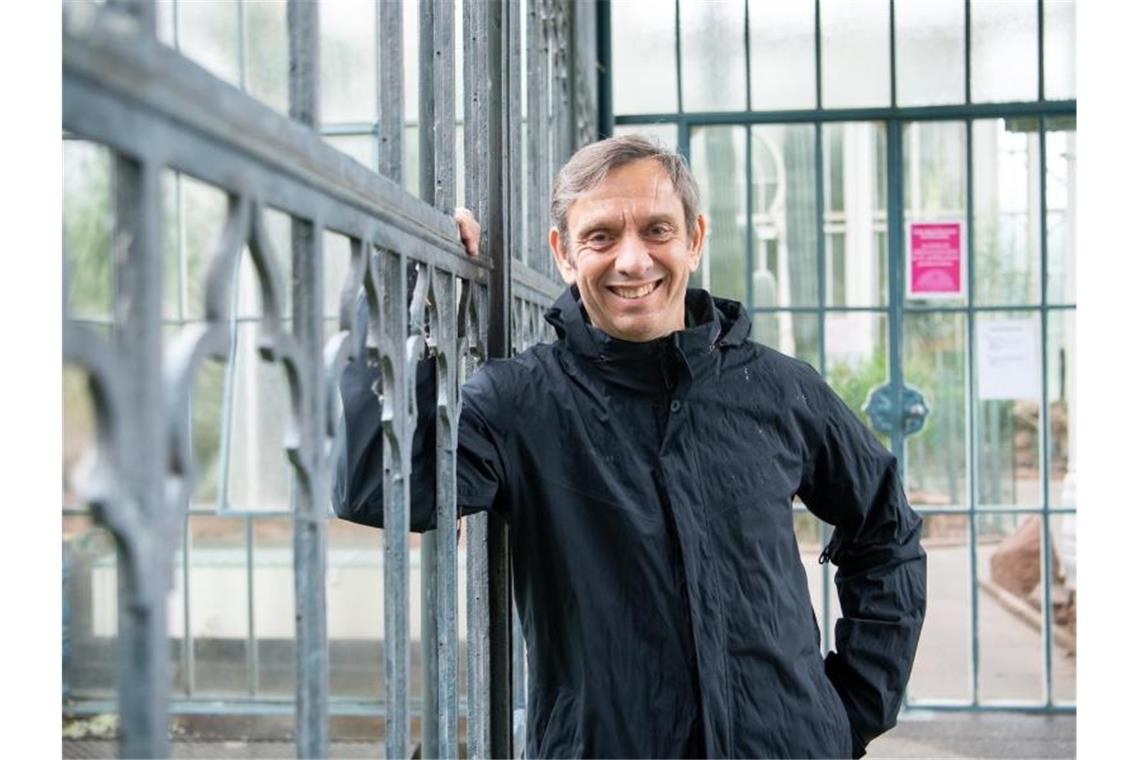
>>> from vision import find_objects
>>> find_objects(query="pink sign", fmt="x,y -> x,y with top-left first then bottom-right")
908,221 -> 963,299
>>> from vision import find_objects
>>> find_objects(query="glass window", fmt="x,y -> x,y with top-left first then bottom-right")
820,0 -> 891,108
895,0 -> 966,106
751,124 -> 818,307
690,126 -> 747,303
822,122 -> 888,307
63,140 -> 113,322
904,312 -> 968,508
972,119 -> 1041,306
245,0 -> 289,114
907,513 -> 971,701
320,0 -> 377,124
1045,117 -> 1076,304
611,0 -> 678,115
903,121 -> 968,307
825,311 -> 889,438
187,515 -> 250,696
680,0 -> 746,112
752,312 -> 820,369
970,0 -> 1038,103
975,311 -> 1043,508
1047,309 -> 1075,508
1043,0 -> 1076,101
177,0 -> 241,88
748,0 -> 816,110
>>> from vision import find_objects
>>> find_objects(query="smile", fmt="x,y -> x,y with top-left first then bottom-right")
607,281 -> 662,300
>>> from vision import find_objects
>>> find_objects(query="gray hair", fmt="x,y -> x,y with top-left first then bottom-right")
550,134 -> 701,250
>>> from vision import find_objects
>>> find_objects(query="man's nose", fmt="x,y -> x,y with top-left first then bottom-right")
613,234 -> 653,278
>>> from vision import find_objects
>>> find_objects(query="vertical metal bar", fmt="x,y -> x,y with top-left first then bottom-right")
1037,116 -> 1054,706
462,1 -> 493,753
111,150 -> 169,759
286,2 -> 329,756
378,0 -> 404,183
246,514 -> 257,698
886,121 -> 906,467
814,120 -> 830,653
744,0 -> 752,112
1037,0 -> 1045,102
527,0 -> 548,272
814,0 -> 822,110
237,0 -> 247,91
419,2 -> 457,755
964,0 -> 972,106
965,118 -> 980,706
745,128 -> 754,323
487,2 -> 514,755
889,0 -> 897,109
596,0 -> 613,139
382,249 -> 412,760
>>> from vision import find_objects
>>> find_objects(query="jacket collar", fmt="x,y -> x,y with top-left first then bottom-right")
544,285 -> 751,393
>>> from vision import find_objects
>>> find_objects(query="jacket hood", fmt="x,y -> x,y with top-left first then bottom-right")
543,285 -> 752,393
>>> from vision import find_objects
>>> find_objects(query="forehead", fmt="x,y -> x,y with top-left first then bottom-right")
566,158 -> 684,230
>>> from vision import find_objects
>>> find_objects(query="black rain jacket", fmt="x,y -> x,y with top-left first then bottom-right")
334,286 -> 926,759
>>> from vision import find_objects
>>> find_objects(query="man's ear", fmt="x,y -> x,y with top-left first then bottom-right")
688,213 -> 708,272
549,226 -> 577,285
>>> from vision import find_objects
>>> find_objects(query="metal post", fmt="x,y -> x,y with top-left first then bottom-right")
287,2 -> 329,756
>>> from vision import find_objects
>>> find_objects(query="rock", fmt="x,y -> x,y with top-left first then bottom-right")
990,516 -> 1066,598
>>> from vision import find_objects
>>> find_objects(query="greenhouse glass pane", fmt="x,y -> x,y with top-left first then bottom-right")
903,121 -> 968,307
752,312 -> 820,369
975,512 -> 1044,703
751,124 -> 818,307
680,0 -> 746,112
970,0 -> 1038,104
63,514 -> 119,697
820,0 -> 891,108
63,365 -> 97,513
690,126 -> 747,303
1047,310 -> 1075,508
189,356 -> 226,511
907,513 -> 971,701
1045,118 -> 1076,304
611,0 -> 678,115
323,231 -> 354,321
253,516 -> 296,697
225,322 -> 295,512
825,311 -> 888,440
1044,0 -> 1076,101
895,0 -> 966,106
972,119 -> 1041,306
748,0 -> 816,110
325,133 -> 377,172
188,515 -> 250,696
1049,513 -> 1077,705
822,122 -> 888,307
975,311 -> 1043,509
327,519 -> 385,699
245,0 -> 289,114
63,140 -> 113,322
905,312 -> 968,509
320,0 -> 377,124
180,175 -> 229,322
177,0 -> 241,88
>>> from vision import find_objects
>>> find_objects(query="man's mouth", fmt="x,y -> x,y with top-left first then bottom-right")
607,280 -> 662,300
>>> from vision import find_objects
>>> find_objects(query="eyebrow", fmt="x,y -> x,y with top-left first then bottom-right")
575,212 -> 679,234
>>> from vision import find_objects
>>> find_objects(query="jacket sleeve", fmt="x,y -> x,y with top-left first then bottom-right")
331,304 -> 507,531
796,372 -> 927,758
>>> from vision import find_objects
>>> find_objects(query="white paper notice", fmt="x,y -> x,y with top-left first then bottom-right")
977,318 -> 1041,400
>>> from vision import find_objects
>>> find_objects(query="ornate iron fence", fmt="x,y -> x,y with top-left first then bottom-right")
62,0 -> 595,757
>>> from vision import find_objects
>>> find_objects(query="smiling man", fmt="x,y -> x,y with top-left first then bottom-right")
334,135 -> 926,759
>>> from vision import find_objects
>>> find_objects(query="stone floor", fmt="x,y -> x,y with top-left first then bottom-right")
63,711 -> 1075,759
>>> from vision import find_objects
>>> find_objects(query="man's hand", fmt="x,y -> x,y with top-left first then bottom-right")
454,207 -> 481,258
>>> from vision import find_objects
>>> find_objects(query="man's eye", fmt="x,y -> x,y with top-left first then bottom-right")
587,232 -> 612,245
648,225 -> 671,238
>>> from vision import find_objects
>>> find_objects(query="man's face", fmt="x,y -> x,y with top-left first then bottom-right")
549,158 -> 707,342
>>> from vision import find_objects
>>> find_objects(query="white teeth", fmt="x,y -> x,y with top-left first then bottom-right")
610,282 -> 657,299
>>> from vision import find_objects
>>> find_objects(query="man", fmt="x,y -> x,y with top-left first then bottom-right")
334,135 -> 926,758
